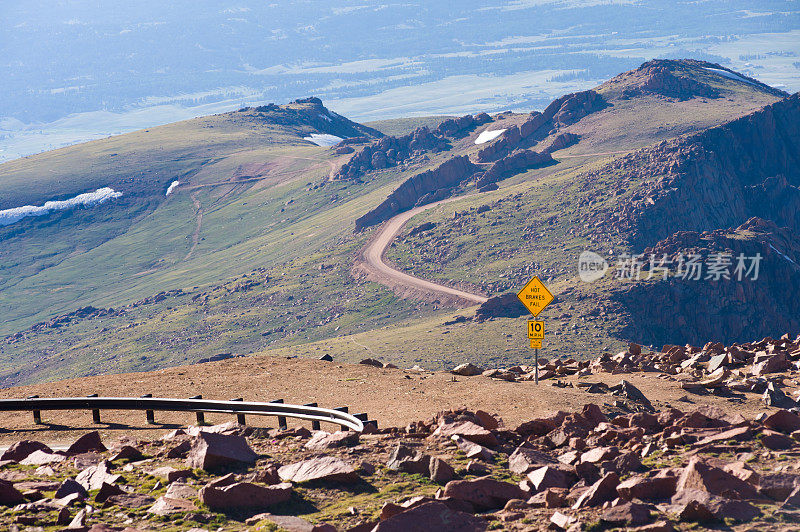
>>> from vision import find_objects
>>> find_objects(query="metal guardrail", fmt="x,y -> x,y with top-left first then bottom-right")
0,395 -> 370,432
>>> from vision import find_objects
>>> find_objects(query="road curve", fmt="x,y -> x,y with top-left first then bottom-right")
359,195 -> 489,307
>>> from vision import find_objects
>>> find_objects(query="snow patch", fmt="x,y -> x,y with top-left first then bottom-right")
303,133 -> 343,146
0,187 -> 123,227
474,129 -> 506,145
165,180 -> 180,196
704,68 -> 756,86
318,113 -> 332,122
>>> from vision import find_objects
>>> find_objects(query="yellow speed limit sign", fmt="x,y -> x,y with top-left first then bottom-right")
527,320 -> 545,340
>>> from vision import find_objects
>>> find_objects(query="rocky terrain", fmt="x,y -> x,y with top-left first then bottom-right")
1,334 -> 800,530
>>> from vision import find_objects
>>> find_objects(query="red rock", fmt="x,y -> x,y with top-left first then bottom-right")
197,474 -> 230,490
19,450 -> 66,465
722,461 -> 760,485
550,511 -> 577,530
763,409 -> 800,433
200,481 -> 292,509
76,461 -> 120,491
760,429 -> 795,450
752,353 -> 790,375
508,445 -> 557,475
185,431 -> 257,470
148,466 -> 193,483
0,441 -> 52,462
304,430 -> 359,450
109,446 -> 143,462
148,496 -> 196,516
66,431 -> 107,455
572,472 -> 620,509
0,480 -> 25,506
581,404 -> 607,428
443,476 -> 527,510
694,425 -> 752,447
372,501 -> 486,531
630,413 -> 660,433
278,456 -> 359,483
450,435 -> 496,461
758,473 -> 800,501
433,421 -> 498,447
95,481 -> 125,503
580,446 -> 619,464
574,461 -> 600,484
675,456 -> 761,500
105,493 -> 156,508
527,488 -> 566,508
515,412 -> 567,437
54,479 -> 88,500
676,498 -> 715,522
600,502 -> 652,527
429,457 -> 455,483
527,465 -> 576,492
671,489 -> 760,522
474,410 -> 502,430
617,475 -> 677,500
164,482 -> 196,500
246,513 -> 337,532
784,486 -> 800,507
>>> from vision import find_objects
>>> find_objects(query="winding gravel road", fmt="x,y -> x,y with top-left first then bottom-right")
360,195 -> 488,307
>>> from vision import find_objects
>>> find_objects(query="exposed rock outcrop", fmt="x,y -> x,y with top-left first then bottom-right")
335,114 -> 489,181
355,156 -> 476,231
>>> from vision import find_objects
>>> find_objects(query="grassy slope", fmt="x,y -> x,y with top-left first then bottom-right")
0,62 -> 788,385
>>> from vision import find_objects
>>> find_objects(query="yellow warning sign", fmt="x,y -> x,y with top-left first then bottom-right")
517,277 -> 554,317
530,338 -> 542,349
528,320 -> 545,340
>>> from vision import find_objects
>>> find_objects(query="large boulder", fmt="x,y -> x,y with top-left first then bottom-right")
443,476 -> 527,510
199,481 -> 292,510
66,431 -> 106,455
1,440 -> 52,462
372,501 -> 487,531
675,457 -> 762,500
0,480 -> 25,506
75,461 -> 121,491
278,456 -> 359,483
186,432 -> 258,470
508,446 -> 558,475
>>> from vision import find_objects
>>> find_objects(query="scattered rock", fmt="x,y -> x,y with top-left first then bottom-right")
278,456 -> 359,483
186,432 -> 258,470
200,481 -> 293,510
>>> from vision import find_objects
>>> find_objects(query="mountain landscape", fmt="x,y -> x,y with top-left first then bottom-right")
1,54 -> 800,530
0,58 -> 797,386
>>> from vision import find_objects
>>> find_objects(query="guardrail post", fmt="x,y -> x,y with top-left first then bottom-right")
230,398 -> 245,425
27,395 -> 41,424
334,406 -> 349,431
190,395 -> 205,425
141,394 -> 155,424
87,394 -> 101,424
269,399 -> 287,430
304,403 -> 320,430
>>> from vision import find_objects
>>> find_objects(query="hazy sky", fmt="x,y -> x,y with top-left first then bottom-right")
1,0 -> 798,161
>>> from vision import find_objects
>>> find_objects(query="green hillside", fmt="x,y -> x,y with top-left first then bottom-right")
0,60 -> 793,386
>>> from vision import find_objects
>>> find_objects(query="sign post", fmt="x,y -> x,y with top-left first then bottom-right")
517,277 -> 554,385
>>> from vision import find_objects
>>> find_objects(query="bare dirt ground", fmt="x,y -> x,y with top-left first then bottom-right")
0,355 -> 769,447
356,195 -> 489,307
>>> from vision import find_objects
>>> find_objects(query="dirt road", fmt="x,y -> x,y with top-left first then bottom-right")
359,195 -> 488,307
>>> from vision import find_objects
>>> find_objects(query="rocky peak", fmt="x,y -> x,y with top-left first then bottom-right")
238,97 -> 382,141
600,59 -> 787,101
